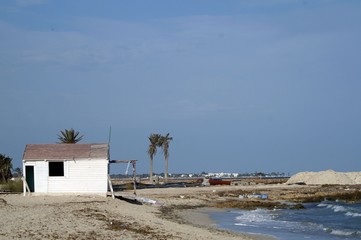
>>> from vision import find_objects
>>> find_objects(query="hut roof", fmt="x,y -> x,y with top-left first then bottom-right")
23,143 -> 109,160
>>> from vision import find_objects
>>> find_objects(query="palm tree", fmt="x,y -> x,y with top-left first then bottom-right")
0,154 -> 13,182
57,128 -> 83,143
159,133 -> 173,181
13,167 -> 22,178
147,133 -> 161,181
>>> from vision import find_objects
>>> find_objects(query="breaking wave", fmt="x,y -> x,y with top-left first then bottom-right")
211,201 -> 361,240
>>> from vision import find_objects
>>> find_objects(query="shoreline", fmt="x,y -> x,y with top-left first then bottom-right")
0,193 -> 272,240
1,184 -> 360,239
176,207 -> 277,240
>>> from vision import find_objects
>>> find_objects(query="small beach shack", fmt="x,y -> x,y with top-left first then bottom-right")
22,143 -> 109,196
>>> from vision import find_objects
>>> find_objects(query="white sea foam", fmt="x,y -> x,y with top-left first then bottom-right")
317,203 -> 328,207
332,205 -> 347,212
345,212 -> 361,217
218,202 -> 361,240
235,209 -> 274,223
234,223 -> 251,226
329,229 -> 356,236
320,203 -> 348,213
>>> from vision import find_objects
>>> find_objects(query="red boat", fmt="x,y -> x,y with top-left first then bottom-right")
208,178 -> 231,185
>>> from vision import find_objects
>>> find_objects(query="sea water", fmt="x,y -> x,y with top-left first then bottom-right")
210,201 -> 361,239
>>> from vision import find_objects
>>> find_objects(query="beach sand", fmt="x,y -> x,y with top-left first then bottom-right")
1,184 -> 359,239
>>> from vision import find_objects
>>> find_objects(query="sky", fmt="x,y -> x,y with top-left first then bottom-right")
1,0 -> 361,175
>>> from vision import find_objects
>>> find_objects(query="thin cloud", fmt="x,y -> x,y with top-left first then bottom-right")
14,0 -> 49,7
154,100 -> 236,120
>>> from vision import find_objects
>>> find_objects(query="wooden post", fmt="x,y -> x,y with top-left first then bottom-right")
108,174 -> 115,199
22,177 -> 31,196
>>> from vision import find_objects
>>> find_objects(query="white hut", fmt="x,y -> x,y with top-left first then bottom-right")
22,143 -> 109,196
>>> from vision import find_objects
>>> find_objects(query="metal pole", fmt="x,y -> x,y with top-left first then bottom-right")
108,126 -> 112,144
132,161 -> 137,196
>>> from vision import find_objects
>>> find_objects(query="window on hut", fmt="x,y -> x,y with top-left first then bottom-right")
49,161 -> 64,176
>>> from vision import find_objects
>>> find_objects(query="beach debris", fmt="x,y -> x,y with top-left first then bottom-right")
136,197 -> 164,206
202,178 -> 210,186
179,195 -> 185,199
231,180 -> 257,186
239,194 -> 268,199
0,198 -> 7,206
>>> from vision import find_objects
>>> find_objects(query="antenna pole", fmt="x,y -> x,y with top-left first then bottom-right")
108,126 -> 112,144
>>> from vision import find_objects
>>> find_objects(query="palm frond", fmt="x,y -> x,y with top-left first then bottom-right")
57,128 -> 84,144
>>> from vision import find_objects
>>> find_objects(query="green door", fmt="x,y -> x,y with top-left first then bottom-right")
25,166 -> 35,192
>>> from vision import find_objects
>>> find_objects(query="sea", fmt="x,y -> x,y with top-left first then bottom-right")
209,201 -> 361,239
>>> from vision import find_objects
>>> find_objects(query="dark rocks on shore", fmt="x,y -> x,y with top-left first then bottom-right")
211,200 -> 305,210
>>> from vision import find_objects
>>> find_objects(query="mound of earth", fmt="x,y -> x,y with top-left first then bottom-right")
287,170 -> 361,185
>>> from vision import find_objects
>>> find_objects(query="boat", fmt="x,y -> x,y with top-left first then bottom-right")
208,178 -> 232,185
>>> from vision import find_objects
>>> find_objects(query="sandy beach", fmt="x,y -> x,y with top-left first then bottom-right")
1,183 -> 360,239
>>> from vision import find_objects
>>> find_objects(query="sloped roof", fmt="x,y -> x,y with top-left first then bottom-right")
23,144 -> 109,160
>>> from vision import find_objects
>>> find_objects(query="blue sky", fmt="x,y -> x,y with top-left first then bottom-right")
1,0 -> 361,175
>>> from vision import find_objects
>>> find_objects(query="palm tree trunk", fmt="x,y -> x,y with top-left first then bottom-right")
150,157 -> 153,183
165,156 -> 168,182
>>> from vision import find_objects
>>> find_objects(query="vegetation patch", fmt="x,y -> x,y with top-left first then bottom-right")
287,188 -> 361,203
215,190 -> 253,197
305,191 -> 361,203
0,179 -> 23,192
74,207 -> 175,239
106,219 -> 174,239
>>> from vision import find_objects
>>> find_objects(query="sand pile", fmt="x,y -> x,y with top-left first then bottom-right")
287,170 -> 361,185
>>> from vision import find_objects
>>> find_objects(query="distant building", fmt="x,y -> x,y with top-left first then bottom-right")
22,144 -> 109,196
206,172 -> 238,178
